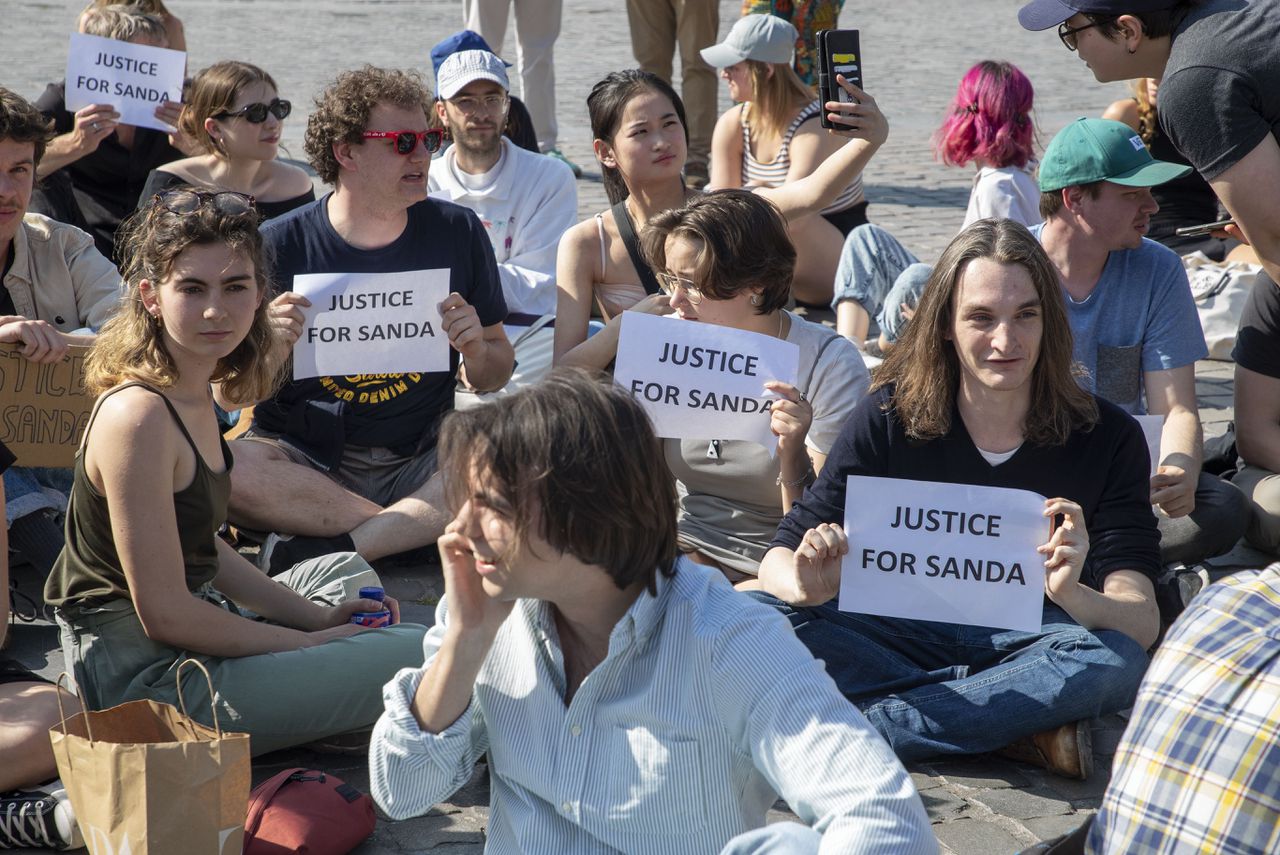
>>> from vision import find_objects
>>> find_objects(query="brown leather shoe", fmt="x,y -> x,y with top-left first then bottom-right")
997,720 -> 1094,780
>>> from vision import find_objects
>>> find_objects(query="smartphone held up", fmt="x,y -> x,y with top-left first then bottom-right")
817,28 -> 862,130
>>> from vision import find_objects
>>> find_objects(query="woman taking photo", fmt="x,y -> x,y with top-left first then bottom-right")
43,190 -> 423,755
703,14 -> 867,301
752,218 -> 1160,777
639,190 -> 868,581
553,67 -> 887,365
140,61 -> 315,220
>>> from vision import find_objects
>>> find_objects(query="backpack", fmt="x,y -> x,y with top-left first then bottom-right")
243,768 -> 376,855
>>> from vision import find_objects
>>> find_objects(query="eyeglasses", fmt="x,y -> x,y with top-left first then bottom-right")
213,98 -> 291,123
361,129 -> 445,155
152,188 -> 257,217
656,272 -> 704,304
448,94 -> 509,114
1058,20 -> 1102,51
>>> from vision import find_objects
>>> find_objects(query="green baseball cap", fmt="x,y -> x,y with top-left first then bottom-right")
1039,118 -> 1191,192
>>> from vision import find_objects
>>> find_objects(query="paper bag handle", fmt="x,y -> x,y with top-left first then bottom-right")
53,671 -> 95,744
175,658 -> 222,739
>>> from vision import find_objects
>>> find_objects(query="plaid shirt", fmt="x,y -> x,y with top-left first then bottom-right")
1088,564 -> 1280,855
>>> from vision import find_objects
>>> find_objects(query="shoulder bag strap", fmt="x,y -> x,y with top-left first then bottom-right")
611,199 -> 663,296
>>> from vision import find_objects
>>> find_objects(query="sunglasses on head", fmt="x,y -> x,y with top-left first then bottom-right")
214,98 -> 291,123
361,129 -> 445,155
153,188 -> 257,217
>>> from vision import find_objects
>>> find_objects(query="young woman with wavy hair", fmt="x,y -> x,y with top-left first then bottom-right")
44,190 -> 425,755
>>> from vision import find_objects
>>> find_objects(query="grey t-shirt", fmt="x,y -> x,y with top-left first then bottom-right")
665,313 -> 870,575
1158,0 -> 1280,180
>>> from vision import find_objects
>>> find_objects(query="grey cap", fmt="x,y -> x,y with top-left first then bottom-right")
436,49 -> 509,100
700,14 -> 798,68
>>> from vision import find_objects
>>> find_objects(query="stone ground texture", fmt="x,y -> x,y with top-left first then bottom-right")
4,1 -> 1271,852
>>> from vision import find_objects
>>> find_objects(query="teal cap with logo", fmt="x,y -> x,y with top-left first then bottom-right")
1039,117 -> 1192,192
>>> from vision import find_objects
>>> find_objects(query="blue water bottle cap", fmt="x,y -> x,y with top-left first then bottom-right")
359,586 -> 385,602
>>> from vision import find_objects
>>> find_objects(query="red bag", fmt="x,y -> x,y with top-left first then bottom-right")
243,768 -> 376,855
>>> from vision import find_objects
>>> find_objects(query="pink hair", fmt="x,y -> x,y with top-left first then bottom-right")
934,61 -> 1035,169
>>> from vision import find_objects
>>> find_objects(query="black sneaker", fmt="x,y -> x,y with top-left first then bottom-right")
0,783 -> 83,850
257,532 -> 357,576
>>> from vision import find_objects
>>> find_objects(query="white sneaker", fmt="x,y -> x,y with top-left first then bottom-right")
0,782 -> 84,850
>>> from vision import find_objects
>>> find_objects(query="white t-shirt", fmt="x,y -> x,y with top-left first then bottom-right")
963,163 -> 1042,230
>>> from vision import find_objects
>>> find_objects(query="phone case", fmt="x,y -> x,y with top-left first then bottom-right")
817,29 -> 862,130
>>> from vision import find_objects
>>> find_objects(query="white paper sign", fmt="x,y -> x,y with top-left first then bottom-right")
64,33 -> 186,132
1135,414 -> 1165,476
291,269 -> 451,380
614,312 -> 800,452
838,476 -> 1050,632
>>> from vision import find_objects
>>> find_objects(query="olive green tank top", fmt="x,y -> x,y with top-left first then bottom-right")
44,383 -> 232,611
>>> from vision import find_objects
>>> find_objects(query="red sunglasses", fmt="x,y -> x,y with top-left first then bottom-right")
361,129 -> 445,155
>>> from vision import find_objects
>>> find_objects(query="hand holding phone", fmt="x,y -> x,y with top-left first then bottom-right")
1173,218 -> 1235,238
817,29 -> 862,130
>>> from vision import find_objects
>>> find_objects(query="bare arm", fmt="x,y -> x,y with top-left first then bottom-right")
1235,364 -> 1280,473
455,319 -> 515,392
1210,134 -> 1280,286
558,293 -> 671,370
553,219 -> 602,363
756,80 -> 887,222
35,104 -> 120,178
1101,99 -> 1141,133
1144,365 -> 1203,517
708,105 -> 745,190
782,116 -> 847,185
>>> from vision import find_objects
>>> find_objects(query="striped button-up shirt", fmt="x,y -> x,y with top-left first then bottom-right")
370,558 -> 935,854
1088,564 -> 1280,855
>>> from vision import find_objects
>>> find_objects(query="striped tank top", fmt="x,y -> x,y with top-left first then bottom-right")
740,99 -> 864,215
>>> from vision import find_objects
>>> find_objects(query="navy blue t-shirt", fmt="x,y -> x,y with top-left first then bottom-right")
772,386 -> 1161,591
254,195 -> 506,468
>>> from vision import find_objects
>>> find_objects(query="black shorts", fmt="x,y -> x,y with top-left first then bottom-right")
0,656 -> 51,686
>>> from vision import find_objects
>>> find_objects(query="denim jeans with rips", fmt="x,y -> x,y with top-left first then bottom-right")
829,224 -> 932,343
744,592 -> 1149,761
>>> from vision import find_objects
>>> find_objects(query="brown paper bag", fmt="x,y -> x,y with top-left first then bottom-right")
49,660 -> 252,855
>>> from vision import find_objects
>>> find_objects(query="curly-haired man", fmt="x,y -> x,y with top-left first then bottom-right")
217,66 -> 514,572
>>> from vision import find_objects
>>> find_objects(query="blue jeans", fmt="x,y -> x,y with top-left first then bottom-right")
745,593 -> 1149,761
3,466 -> 73,526
830,224 -> 931,343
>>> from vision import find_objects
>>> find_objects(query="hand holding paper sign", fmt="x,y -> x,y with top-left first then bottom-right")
1039,498 -> 1089,607
0,317 -> 70,364
68,103 -> 120,157
780,523 -> 849,606
267,291 -> 310,348
439,292 -> 485,356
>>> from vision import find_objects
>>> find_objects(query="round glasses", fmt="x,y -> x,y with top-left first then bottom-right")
361,129 -> 445,155
214,98 -> 291,124
656,272 -> 704,304
152,188 -> 257,217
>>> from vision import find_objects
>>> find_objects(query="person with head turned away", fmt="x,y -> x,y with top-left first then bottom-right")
369,369 -> 937,854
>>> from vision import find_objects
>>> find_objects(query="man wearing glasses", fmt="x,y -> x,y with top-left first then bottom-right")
429,50 -> 576,396
1018,0 -> 1280,292
217,66 -> 513,575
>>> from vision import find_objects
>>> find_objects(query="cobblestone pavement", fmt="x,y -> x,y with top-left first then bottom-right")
2,2 -> 1265,853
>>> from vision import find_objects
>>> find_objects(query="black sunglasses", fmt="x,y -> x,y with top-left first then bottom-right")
214,98 -> 291,123
361,129 -> 445,155
153,188 -> 257,217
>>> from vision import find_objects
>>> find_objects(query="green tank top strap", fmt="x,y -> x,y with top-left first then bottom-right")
79,381 -> 204,461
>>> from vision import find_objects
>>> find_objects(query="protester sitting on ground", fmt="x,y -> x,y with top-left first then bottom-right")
1018,0 -> 1280,296
369,370 -> 937,854
1231,271 -> 1280,557
1086,564 -> 1280,854
704,14 -> 868,303
0,443 -> 84,852
650,191 -> 868,580
554,68 -> 887,365
139,61 -> 315,220
429,30 -> 538,153
1103,78 -> 1251,260
1,88 -> 122,590
80,0 -> 186,53
833,60 -> 1041,352
753,218 -> 1160,780
221,67 -> 512,574
430,49 -> 575,395
42,189 -> 427,755
31,4 -> 198,260
1034,118 -> 1247,580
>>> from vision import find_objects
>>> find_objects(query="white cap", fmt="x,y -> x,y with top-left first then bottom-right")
436,49 -> 509,100
700,14 -> 798,68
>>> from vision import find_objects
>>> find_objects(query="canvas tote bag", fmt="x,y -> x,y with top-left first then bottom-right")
1184,250 -> 1261,360
50,659 -> 251,855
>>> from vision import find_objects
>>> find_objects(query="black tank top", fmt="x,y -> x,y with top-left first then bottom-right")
44,383 -> 232,611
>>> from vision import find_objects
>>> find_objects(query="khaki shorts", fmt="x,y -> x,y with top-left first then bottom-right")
237,427 -> 438,508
